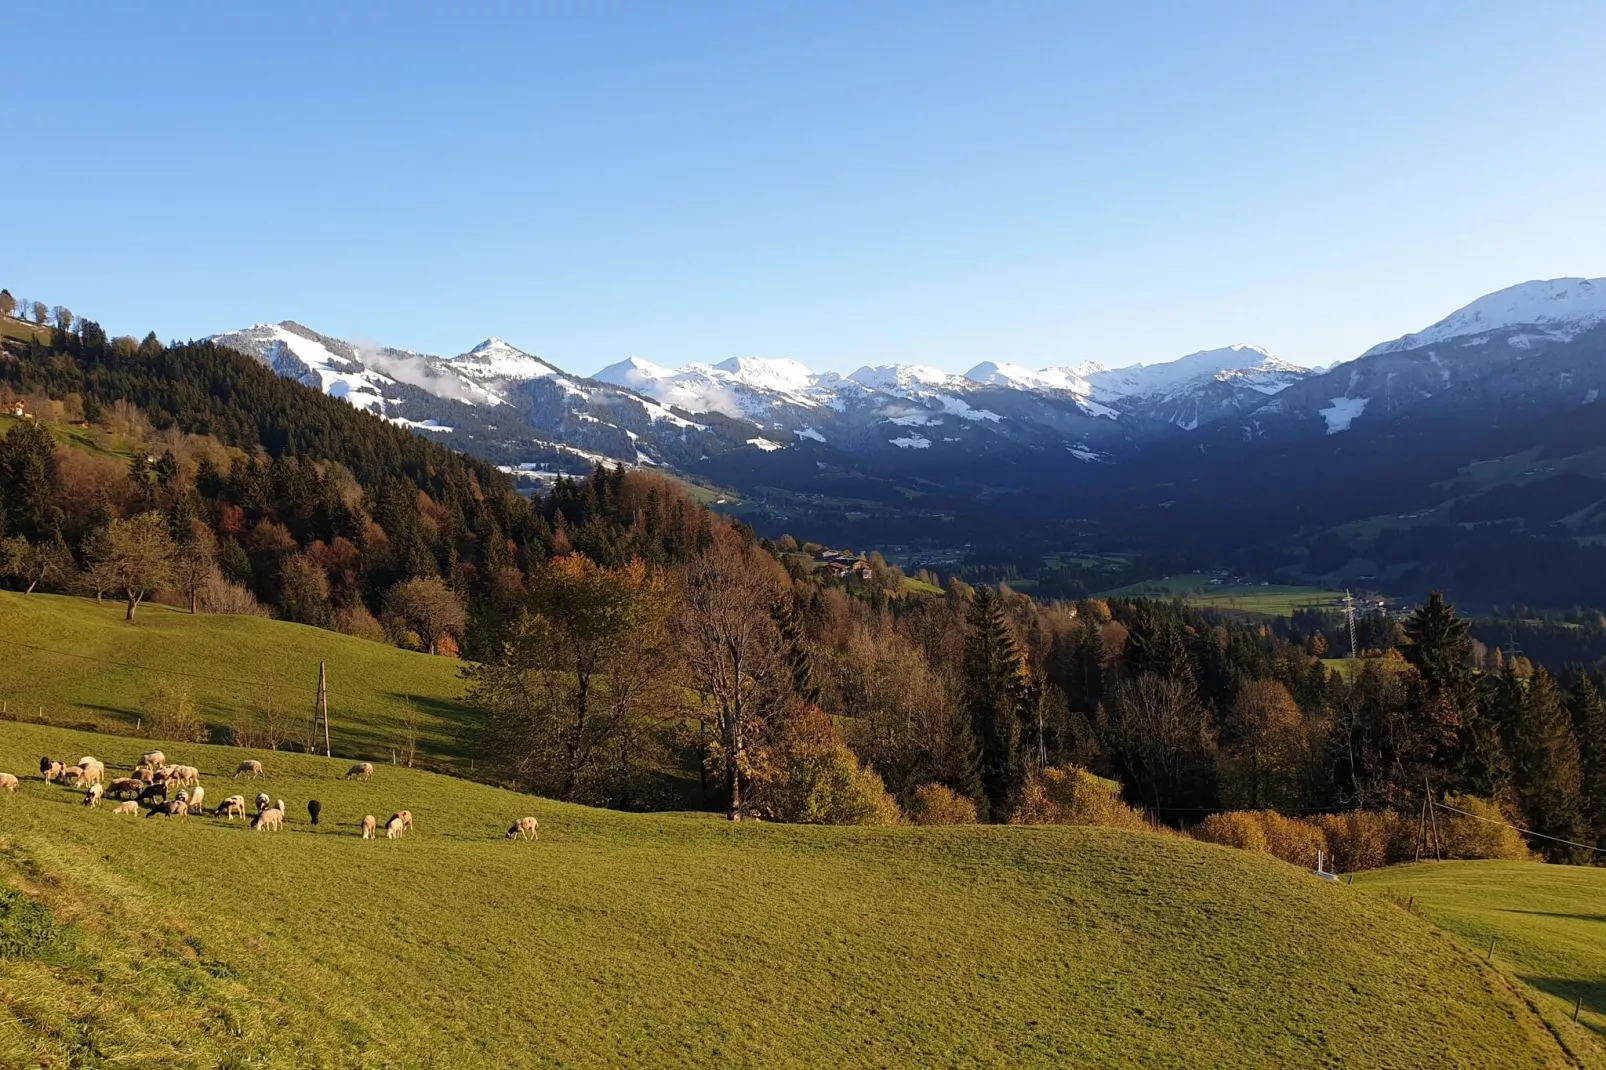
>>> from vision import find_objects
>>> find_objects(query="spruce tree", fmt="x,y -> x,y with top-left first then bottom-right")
960,587 -> 1029,820
1403,591 -> 1476,716
1122,603 -> 1194,686
1509,668 -> 1587,862
1569,673 -> 1606,851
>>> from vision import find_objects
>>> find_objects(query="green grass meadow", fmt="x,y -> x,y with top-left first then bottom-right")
1101,576 -> 1347,617
0,720 -> 1587,1068
0,592 -> 475,767
1356,861 -> 1606,1058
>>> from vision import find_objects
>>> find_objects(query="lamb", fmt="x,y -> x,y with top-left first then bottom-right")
39,756 -> 68,783
251,804 -> 284,832
255,792 -> 271,813
0,773 -> 18,793
346,762 -> 374,780
506,816 -> 539,841
112,800 -> 139,815
384,814 -> 406,840
234,759 -> 263,778
360,814 -> 377,840
216,795 -> 247,820
82,783 -> 104,807
140,750 -> 166,769
132,764 -> 155,784
188,785 -> 205,813
106,777 -> 144,800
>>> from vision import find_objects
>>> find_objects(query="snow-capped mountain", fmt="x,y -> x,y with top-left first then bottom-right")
1241,277 -> 1606,437
1080,345 -> 1311,428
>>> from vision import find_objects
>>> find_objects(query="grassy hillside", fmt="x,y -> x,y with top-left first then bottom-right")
1356,861 -> 1606,1058
0,722 -> 1586,1068
0,593 -> 475,767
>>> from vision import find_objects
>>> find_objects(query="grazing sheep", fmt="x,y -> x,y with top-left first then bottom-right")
163,765 -> 200,789
255,792 -> 271,813
82,783 -> 104,807
39,756 -> 68,783
307,799 -> 322,826
506,816 -> 539,841
346,762 -> 374,780
107,777 -> 144,800
251,805 -> 284,832
216,795 -> 247,820
384,814 -> 406,840
112,800 -> 139,815
137,782 -> 168,806
140,750 -> 167,769
234,759 -> 263,778
146,792 -> 190,819
0,773 -> 18,793
74,758 -> 105,788
188,785 -> 205,813
132,764 -> 155,784
360,815 -> 377,840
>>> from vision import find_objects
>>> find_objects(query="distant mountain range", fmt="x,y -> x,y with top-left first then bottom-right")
211,276 -> 1606,606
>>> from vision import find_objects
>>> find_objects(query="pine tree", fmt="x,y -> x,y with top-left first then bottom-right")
1122,603 -> 1195,686
960,587 -> 1029,820
1509,667 -> 1586,862
1569,673 -> 1606,851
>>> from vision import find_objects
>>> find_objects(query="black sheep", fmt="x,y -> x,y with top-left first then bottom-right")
307,799 -> 322,826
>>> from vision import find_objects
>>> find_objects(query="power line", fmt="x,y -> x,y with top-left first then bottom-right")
1432,800 -> 1605,856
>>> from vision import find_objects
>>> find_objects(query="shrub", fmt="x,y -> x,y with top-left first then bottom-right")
332,604 -> 387,643
1190,811 -> 1269,854
1438,794 -> 1534,861
1258,811 -> 1326,868
761,743 -> 903,826
1008,767 -> 1151,832
141,681 -> 207,743
1313,811 -> 1408,872
907,784 -> 979,826
196,573 -> 269,617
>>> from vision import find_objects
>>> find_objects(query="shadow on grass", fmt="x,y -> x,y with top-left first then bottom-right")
1522,975 -> 1606,1035
1498,909 -> 1606,925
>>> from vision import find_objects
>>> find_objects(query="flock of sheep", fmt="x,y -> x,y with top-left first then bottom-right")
5,751 -> 540,842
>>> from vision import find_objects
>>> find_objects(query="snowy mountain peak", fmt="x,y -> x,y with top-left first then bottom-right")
849,364 -> 967,392
1363,277 -> 1606,357
451,337 -> 559,380
711,356 -> 815,394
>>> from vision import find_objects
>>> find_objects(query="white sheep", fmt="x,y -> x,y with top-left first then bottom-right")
383,814 -> 406,840
506,816 -> 539,841
140,750 -> 166,769
216,795 -> 247,820
251,805 -> 284,832
132,764 -> 155,784
163,765 -> 199,788
188,785 -> 205,813
74,758 -> 105,788
82,783 -> 104,807
146,793 -> 190,819
255,792 -> 271,813
234,759 -> 263,778
360,814 -> 377,839
346,762 -> 374,780
0,773 -> 18,793
112,800 -> 138,815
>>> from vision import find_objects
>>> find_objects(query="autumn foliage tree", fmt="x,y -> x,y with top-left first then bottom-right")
82,512 -> 176,620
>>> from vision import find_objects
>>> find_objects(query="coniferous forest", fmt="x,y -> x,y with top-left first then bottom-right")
3,313 -> 1604,864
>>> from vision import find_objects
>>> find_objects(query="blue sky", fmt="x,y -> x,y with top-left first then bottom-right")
6,1 -> 1604,375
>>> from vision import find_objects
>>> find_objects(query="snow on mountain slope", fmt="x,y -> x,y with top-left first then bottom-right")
448,338 -> 562,382
1088,345 -> 1301,399
210,323 -> 396,413
1363,277 -> 1606,356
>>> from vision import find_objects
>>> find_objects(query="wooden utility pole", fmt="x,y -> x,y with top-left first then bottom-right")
313,661 -> 331,757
